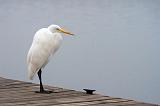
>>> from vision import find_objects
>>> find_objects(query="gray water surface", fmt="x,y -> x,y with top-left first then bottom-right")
0,0 -> 160,104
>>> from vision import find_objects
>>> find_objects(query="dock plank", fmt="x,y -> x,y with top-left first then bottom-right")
0,77 -> 158,106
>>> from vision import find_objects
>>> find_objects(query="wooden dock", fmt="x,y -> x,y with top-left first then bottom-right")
0,77 -> 158,106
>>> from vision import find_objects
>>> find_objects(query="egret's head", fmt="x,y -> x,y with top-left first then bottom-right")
48,24 -> 74,35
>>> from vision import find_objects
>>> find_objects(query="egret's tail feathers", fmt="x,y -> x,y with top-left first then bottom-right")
28,64 -> 39,80
28,71 -> 34,80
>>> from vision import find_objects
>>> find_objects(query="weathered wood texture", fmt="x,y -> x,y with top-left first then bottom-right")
0,77 -> 158,106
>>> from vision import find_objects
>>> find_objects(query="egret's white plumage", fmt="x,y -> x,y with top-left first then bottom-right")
27,24 -> 73,80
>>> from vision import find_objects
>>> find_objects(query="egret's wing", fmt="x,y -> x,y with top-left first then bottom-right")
27,29 -> 50,79
27,44 -> 50,80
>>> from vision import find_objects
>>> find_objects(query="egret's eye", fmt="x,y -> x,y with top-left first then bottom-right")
56,28 -> 60,31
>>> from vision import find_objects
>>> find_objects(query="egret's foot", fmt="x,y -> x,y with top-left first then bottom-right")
35,90 -> 53,94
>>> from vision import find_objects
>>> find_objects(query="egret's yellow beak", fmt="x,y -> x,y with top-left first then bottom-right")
58,28 -> 74,36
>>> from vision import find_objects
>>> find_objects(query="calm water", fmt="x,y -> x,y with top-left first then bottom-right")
0,0 -> 160,104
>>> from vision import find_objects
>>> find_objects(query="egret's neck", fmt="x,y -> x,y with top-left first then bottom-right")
48,26 -> 56,33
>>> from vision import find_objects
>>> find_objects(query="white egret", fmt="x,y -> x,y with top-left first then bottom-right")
27,24 -> 74,93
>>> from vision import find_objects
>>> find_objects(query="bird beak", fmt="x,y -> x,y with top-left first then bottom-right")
58,28 -> 74,36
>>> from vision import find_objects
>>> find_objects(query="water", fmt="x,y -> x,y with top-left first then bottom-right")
0,0 -> 160,104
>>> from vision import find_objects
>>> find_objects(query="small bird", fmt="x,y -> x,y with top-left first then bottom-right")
27,24 -> 74,93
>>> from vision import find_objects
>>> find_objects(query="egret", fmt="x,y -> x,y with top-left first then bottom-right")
27,24 -> 74,93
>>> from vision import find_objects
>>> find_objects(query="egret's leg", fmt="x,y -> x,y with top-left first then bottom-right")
37,69 -> 44,92
35,69 -> 53,94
